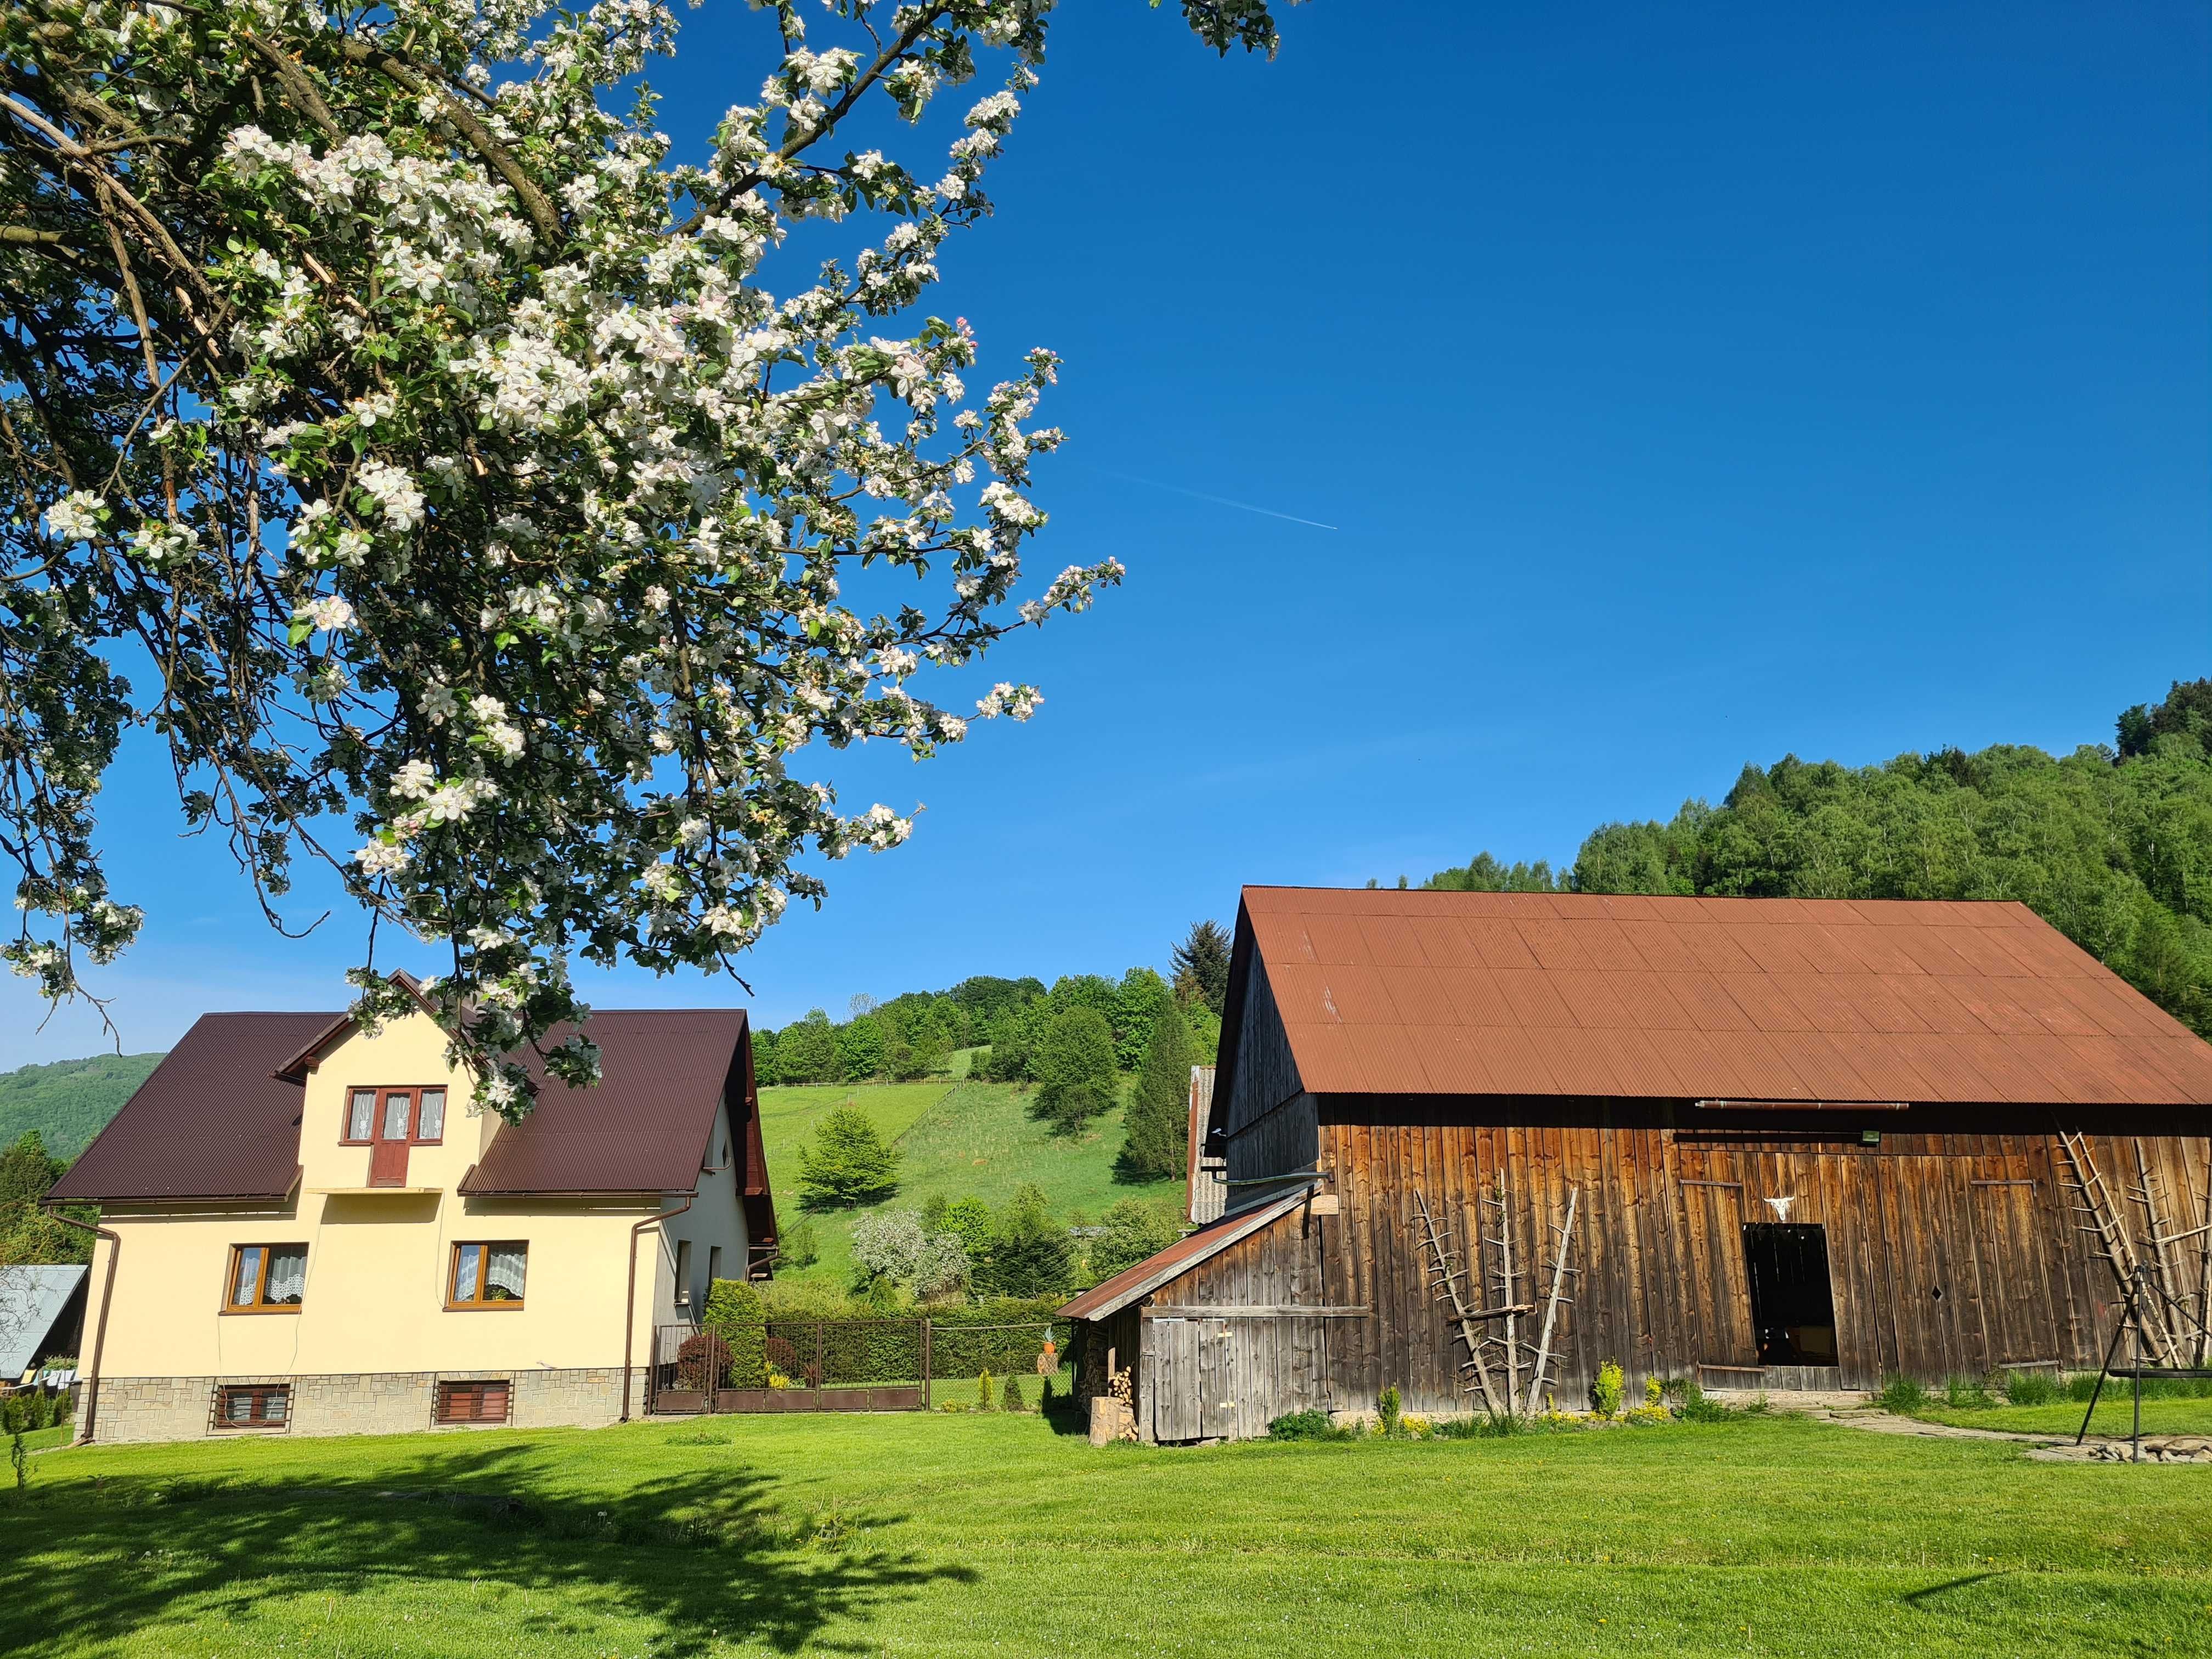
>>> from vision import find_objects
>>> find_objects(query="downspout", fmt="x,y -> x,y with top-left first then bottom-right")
620,1192 -> 695,1422
43,1209 -> 119,1447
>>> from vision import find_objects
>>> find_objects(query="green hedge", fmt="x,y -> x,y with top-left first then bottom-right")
743,1299 -> 1069,1385
701,1279 -> 768,1387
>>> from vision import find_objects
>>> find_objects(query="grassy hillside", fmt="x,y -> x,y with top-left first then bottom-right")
0,1053 -> 163,1159
757,1076 -> 1183,1289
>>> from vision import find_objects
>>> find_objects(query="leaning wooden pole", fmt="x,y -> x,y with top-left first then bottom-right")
1414,1189 -> 1505,1418
1525,1186 -> 1579,1415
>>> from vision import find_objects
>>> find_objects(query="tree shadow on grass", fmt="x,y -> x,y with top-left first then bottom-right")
0,1435 -> 973,1656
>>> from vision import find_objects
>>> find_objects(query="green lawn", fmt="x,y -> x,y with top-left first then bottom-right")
3,1412 -> 2207,1657
758,1079 -> 1181,1289
1912,1396 -> 2212,1438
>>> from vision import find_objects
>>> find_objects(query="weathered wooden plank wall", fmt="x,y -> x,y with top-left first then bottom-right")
1312,1098 -> 2211,1409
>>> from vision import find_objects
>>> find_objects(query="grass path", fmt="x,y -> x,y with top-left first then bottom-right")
2,1412 -> 2207,1657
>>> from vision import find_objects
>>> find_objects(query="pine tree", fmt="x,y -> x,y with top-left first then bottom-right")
1122,1001 -> 1194,1181
796,1105 -> 900,1209
1171,920 -> 1233,1015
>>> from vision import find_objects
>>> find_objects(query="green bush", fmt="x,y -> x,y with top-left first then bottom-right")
701,1278 -> 768,1387
1378,1385 -> 1403,1437
977,1369 -> 995,1410
778,1221 -> 820,1270
1266,1409 -> 1352,1441
1593,1359 -> 1624,1417
1001,1375 -> 1025,1413
1942,1373 -> 1994,1410
1673,1381 -> 1736,1424
976,1183 -> 1073,1299
1876,1374 -> 1927,1413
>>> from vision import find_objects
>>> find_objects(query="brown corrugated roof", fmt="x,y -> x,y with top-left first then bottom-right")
47,1012 -> 326,1202
1216,887 -> 2212,1111
461,1009 -> 749,1195
49,1006 -> 752,1204
1058,1189 -> 1309,1322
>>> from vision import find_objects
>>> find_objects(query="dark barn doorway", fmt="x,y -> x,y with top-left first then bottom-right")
1741,1223 -> 1838,1366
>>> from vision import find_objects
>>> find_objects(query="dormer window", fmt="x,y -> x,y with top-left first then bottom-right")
342,1087 -> 447,1146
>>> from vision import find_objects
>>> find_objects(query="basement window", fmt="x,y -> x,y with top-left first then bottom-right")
213,1383 -> 291,1430
1742,1223 -> 1838,1366
436,1380 -> 512,1425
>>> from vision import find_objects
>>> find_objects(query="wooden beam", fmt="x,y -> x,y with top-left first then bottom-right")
1142,1305 -> 1370,1318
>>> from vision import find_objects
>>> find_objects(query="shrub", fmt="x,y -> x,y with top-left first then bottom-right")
1593,1360 -> 1624,1417
1645,1375 -> 1664,1408
1032,1007 -> 1119,1133
976,1183 -> 1073,1299
778,1221 -> 820,1271
1001,1375 -> 1025,1413
702,1278 -> 768,1387
977,1369 -> 996,1410
1087,1199 -> 1183,1283
1876,1374 -> 1927,1413
797,1105 -> 900,1208
1378,1385 -> 1403,1437
2002,1369 -> 2062,1407
1266,1410 -> 1351,1442
674,1331 -> 732,1392
1674,1381 -> 1736,1424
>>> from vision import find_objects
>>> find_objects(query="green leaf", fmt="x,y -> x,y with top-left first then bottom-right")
287,618 -> 313,646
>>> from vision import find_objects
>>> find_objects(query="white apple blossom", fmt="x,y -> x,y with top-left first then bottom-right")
0,0 -> 1291,1111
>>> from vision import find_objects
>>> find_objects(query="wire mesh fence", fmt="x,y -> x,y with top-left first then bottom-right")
647,1316 -> 1075,1414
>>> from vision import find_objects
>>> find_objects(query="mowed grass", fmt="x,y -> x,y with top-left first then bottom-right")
757,1079 -> 1181,1289
3,1412 -> 2208,1658
1912,1396 -> 2212,1438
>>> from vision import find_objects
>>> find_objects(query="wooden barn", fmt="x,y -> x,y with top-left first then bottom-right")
1063,886 -> 2212,1443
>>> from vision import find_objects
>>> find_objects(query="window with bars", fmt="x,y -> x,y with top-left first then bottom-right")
448,1242 -> 528,1308
436,1379 -> 512,1425
225,1244 -> 308,1312
212,1383 -> 291,1430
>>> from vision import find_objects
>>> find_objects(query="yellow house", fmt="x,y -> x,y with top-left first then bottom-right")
47,978 -> 775,1443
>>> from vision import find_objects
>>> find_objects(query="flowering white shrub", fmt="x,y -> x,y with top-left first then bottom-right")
0,0 -> 1289,1114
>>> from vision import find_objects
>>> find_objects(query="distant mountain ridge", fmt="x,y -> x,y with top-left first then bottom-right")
0,1053 -> 165,1160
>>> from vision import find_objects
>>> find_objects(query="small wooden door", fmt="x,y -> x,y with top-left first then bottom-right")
1197,1318 -> 1235,1440
371,1090 -> 413,1186
1148,1317 -> 1200,1442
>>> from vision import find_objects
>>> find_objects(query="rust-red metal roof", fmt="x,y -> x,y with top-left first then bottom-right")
1058,1189 -> 1308,1322
50,1007 -> 753,1203
1220,887 -> 2212,1109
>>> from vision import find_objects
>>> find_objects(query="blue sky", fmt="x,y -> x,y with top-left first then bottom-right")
5,0 -> 2207,1065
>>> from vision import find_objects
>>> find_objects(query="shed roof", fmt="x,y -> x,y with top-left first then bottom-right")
0,1266 -> 88,1376
48,1006 -> 752,1203
1215,887 -> 2212,1112
1058,1189 -> 1308,1322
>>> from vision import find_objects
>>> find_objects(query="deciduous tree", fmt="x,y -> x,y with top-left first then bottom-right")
0,0 -> 1290,1114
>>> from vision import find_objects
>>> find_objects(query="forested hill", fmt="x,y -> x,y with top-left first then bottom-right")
0,1052 -> 165,1161
1414,680 -> 2212,1036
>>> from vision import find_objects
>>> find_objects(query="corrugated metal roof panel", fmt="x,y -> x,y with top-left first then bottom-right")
1223,887 -> 2212,1108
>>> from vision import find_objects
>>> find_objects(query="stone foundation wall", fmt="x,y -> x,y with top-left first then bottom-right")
86,1367 -> 647,1444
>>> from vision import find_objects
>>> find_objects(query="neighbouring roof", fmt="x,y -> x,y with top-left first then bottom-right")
1059,1189 -> 1308,1322
1216,887 -> 2212,1111
460,1009 -> 749,1195
48,1012 -> 328,1202
0,1266 -> 88,1376
47,1006 -> 752,1204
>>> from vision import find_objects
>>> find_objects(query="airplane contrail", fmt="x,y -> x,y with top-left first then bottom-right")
1086,466 -> 1339,531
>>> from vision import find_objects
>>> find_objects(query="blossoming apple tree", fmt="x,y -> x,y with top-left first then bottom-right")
0,0 -> 1289,1112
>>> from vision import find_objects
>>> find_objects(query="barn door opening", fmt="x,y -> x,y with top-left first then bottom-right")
1742,1223 -> 1837,1365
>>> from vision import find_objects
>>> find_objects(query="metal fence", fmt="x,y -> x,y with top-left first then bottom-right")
646,1317 -> 1073,1415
